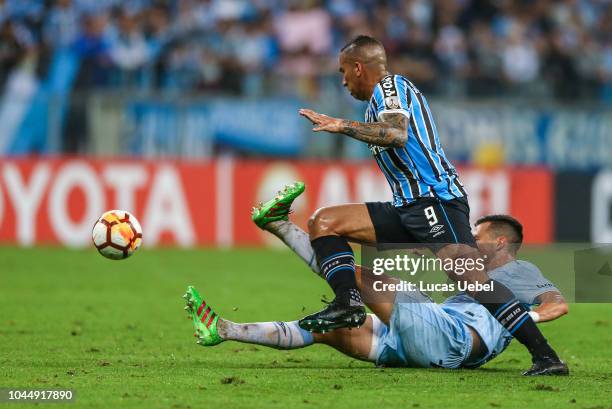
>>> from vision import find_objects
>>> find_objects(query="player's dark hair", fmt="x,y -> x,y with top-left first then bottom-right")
476,214 -> 524,252
340,35 -> 384,53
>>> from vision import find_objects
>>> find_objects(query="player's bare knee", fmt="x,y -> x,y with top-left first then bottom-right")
308,207 -> 339,238
307,208 -> 323,236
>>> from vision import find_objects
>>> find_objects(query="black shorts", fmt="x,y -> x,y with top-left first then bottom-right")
365,197 -> 476,252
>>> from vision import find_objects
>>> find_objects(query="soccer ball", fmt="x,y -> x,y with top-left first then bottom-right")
92,210 -> 143,260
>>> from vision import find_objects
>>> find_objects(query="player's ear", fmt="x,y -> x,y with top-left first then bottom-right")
496,236 -> 506,251
354,61 -> 363,77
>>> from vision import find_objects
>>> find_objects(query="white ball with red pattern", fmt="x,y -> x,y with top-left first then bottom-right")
92,210 -> 143,260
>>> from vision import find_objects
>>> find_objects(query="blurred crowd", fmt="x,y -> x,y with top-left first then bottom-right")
1,0 -> 611,100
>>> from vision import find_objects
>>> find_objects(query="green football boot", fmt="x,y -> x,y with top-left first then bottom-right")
251,181 -> 305,229
183,286 -> 223,346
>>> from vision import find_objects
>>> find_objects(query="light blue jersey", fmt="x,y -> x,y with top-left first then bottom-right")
376,260 -> 559,368
442,260 -> 559,367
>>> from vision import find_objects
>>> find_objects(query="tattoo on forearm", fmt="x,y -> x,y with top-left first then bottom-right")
340,114 -> 408,147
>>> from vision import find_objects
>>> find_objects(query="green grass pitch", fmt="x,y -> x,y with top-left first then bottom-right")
1,247 -> 611,409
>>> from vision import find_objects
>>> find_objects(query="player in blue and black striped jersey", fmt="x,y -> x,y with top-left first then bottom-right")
365,73 -> 466,205
298,35 -> 567,375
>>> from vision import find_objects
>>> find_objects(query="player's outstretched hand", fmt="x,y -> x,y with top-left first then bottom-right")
299,108 -> 343,133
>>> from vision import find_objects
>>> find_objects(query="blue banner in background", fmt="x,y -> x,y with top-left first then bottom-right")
127,98 -> 306,157
431,102 -> 612,170
126,99 -> 612,167
2,82 -> 610,170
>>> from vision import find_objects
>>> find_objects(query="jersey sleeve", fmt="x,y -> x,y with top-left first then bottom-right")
493,261 -> 561,305
372,75 -> 412,121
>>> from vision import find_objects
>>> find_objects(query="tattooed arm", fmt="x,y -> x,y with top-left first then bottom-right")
299,108 -> 408,148
340,113 -> 408,147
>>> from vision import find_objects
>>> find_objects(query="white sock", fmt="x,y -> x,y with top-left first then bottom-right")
217,319 -> 315,350
267,220 -> 320,275
367,314 -> 385,362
